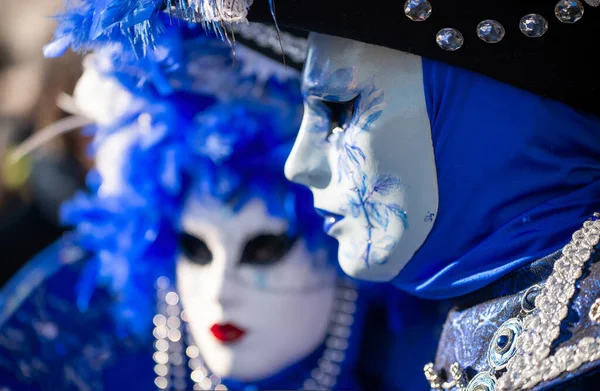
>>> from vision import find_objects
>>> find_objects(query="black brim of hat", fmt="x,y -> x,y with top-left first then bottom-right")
232,24 -> 308,71
248,0 -> 600,117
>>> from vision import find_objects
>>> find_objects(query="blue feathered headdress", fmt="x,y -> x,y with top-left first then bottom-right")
61,22 -> 334,336
45,0 -> 278,59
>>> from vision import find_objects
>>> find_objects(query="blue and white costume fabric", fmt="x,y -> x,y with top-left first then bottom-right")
415,61 -> 600,391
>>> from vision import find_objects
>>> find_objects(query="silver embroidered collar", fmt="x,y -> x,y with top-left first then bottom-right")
427,213 -> 600,391
496,213 -> 600,390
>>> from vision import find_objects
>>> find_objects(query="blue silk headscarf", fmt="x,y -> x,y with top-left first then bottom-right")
393,59 -> 600,299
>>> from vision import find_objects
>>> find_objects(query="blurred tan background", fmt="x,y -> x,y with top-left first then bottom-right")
0,0 -> 90,285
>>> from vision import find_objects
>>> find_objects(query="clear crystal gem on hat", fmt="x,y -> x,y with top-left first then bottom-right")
519,14 -> 549,37
404,0 -> 432,22
477,20 -> 505,43
436,28 -> 464,51
555,0 -> 585,23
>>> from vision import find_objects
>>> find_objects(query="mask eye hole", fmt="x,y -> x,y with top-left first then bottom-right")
179,232 -> 213,265
324,97 -> 358,140
240,234 -> 297,267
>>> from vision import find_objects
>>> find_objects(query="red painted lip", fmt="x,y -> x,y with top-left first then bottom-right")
210,323 -> 246,343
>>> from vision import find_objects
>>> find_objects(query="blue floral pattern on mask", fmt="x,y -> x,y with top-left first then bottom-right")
305,68 -> 408,266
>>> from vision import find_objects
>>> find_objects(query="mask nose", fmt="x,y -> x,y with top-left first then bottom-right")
284,131 -> 332,189
206,252 -> 241,309
214,276 -> 239,308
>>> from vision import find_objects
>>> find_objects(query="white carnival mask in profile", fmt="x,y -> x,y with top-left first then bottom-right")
285,33 -> 439,282
176,194 -> 337,381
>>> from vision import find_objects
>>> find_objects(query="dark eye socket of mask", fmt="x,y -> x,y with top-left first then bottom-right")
179,232 -> 213,265
240,233 -> 297,266
324,97 -> 358,140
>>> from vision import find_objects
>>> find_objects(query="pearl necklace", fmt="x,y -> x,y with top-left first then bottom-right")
152,277 -> 358,390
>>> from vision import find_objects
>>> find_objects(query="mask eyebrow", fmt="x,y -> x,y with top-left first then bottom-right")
240,227 -> 289,242
302,68 -> 337,99
302,80 -> 360,103
302,82 -> 326,100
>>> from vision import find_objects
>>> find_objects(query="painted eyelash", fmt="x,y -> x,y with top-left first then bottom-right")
178,232 -> 297,267
241,234 -> 297,266
322,97 -> 358,140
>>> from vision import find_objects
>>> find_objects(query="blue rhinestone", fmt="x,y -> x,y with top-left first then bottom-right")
496,335 -> 509,349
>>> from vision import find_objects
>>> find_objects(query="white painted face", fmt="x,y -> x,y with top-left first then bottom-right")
176,195 -> 337,381
285,33 -> 439,282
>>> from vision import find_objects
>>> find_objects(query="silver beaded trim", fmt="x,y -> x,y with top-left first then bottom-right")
584,0 -> 600,7
231,22 -> 308,64
184,320 -> 228,391
168,0 -> 252,24
154,277 -> 206,390
424,362 -> 466,389
153,276 -> 358,390
494,213 -> 600,390
303,278 -> 358,390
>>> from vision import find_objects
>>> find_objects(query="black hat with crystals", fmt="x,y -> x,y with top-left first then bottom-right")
46,0 -> 600,115
244,0 -> 600,116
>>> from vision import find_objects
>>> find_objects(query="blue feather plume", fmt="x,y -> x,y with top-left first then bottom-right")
61,23 -> 336,337
45,0 -> 276,58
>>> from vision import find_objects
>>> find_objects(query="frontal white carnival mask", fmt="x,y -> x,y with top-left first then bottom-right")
176,195 -> 337,381
79,41 -> 338,382
285,33 -> 439,282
